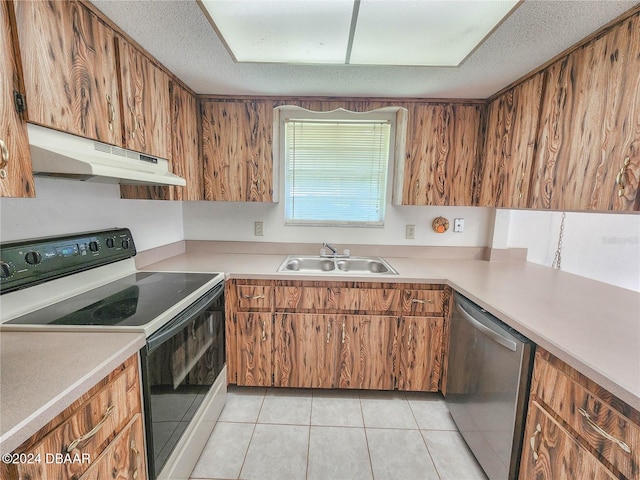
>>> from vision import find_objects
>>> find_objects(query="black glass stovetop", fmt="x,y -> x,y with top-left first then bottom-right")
7,272 -> 217,327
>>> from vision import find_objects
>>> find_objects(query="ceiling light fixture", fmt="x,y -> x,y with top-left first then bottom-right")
198,0 -> 521,67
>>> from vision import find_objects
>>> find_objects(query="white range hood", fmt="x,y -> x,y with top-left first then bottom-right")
28,124 -> 186,186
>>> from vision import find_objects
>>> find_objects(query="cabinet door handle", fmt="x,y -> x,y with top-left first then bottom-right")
106,94 -> 115,132
130,440 -> 141,479
0,138 -> 8,179
615,157 -> 630,197
341,321 -> 346,344
530,423 -> 542,462
67,404 -> 115,452
130,108 -> 139,139
326,321 -> 331,344
578,408 -> 632,454
260,320 -> 266,342
516,172 -> 525,200
412,299 -> 433,304
407,322 -> 413,347
242,294 -> 265,300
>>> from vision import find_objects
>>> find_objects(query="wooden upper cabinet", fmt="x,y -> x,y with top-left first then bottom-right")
171,83 -> 202,200
201,99 -> 274,202
1,0 -> 34,198
14,0 -> 122,145
478,72 -> 545,208
530,11 -> 640,211
400,103 -> 482,206
116,36 -> 172,160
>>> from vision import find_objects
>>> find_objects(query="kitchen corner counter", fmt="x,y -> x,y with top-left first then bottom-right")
0,331 -> 145,454
144,249 -> 640,411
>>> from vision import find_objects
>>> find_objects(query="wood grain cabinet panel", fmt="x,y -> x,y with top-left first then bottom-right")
530,11 -> 640,211
396,316 -> 444,392
400,103 -> 482,206
478,72 -> 545,208
171,83 -> 202,201
274,313 -> 338,388
237,285 -> 273,311
401,290 -> 444,315
14,0 -> 122,145
79,414 -> 146,480
337,315 -> 397,390
201,99 -> 274,202
3,355 -> 144,480
273,286 -> 400,313
0,0 -> 34,198
117,36 -> 172,160
236,312 -> 273,387
520,400 -> 617,480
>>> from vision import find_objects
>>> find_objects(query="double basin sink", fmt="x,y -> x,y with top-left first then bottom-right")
278,255 -> 398,275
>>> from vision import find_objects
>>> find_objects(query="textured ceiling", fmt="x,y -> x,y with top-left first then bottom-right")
90,0 -> 638,99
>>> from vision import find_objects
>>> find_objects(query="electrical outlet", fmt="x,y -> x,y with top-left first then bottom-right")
405,224 -> 415,239
454,218 -> 464,232
254,221 -> 264,236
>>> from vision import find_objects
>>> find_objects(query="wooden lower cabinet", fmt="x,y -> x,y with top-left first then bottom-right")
235,312 -> 273,387
520,401 -> 616,480
520,348 -> 640,480
397,316 -> 444,392
2,354 -> 145,480
228,279 -> 448,392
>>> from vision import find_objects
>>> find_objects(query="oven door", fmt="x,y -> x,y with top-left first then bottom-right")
141,281 -> 225,479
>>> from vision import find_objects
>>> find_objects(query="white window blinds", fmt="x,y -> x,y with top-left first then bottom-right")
284,119 -> 391,226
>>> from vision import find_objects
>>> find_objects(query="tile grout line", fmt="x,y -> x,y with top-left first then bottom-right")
358,390 -> 376,480
407,393 -> 444,480
236,389 -> 267,480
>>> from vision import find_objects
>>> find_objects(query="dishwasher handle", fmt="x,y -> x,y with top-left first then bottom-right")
456,302 -> 517,351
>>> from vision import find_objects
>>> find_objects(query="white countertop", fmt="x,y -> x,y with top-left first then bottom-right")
144,251 -> 640,411
0,331 -> 145,454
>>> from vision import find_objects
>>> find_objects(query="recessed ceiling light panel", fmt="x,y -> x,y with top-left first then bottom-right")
199,0 -> 520,66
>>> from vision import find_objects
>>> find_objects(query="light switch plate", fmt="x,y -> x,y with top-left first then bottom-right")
254,221 -> 264,236
405,224 -> 415,239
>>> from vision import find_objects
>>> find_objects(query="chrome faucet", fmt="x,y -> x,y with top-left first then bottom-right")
321,243 -> 350,258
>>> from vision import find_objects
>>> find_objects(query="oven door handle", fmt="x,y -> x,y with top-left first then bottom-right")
147,281 -> 223,353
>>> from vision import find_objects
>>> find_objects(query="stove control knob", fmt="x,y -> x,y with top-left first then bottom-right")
106,238 -> 115,249
89,241 -> 100,252
24,251 -> 42,265
121,239 -> 131,249
0,261 -> 14,279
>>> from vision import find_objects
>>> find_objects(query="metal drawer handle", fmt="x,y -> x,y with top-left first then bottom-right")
578,408 -> 632,454
106,94 -> 115,132
242,294 -> 265,300
615,157 -> 630,197
326,321 -> 331,344
260,320 -> 266,342
341,321 -> 346,344
67,404 -> 115,452
407,322 -> 413,347
131,440 -> 141,479
0,138 -> 9,179
412,299 -> 434,304
530,423 -> 542,461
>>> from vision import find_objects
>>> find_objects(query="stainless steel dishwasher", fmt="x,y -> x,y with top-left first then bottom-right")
446,293 -> 534,480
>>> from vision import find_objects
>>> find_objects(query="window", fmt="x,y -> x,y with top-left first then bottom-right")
276,107 -> 404,227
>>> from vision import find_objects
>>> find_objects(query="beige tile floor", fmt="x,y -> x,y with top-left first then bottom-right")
190,386 -> 488,480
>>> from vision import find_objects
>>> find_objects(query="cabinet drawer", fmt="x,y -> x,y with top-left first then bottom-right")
79,413 -> 146,480
533,355 -> 640,479
237,285 -> 272,310
402,290 -> 444,314
11,362 -> 140,479
274,286 -> 400,313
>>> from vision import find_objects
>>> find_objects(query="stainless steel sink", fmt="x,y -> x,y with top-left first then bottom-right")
278,255 -> 398,275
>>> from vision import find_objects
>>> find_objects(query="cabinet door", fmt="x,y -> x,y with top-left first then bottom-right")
478,72 -> 545,208
397,317 -> 444,392
79,414 -> 146,480
274,314 -> 337,388
337,315 -> 396,390
401,104 -> 481,206
14,0 -> 122,144
171,83 -> 202,201
201,99 -> 274,201
236,313 -> 273,387
530,12 -> 640,211
0,0 -> 34,198
117,36 -> 172,160
520,401 -> 616,480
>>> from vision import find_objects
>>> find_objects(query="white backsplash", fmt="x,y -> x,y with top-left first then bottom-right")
0,177 -> 184,251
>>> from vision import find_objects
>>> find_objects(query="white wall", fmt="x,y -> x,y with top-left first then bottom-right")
494,209 -> 640,292
183,201 -> 493,247
0,177 -> 184,251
